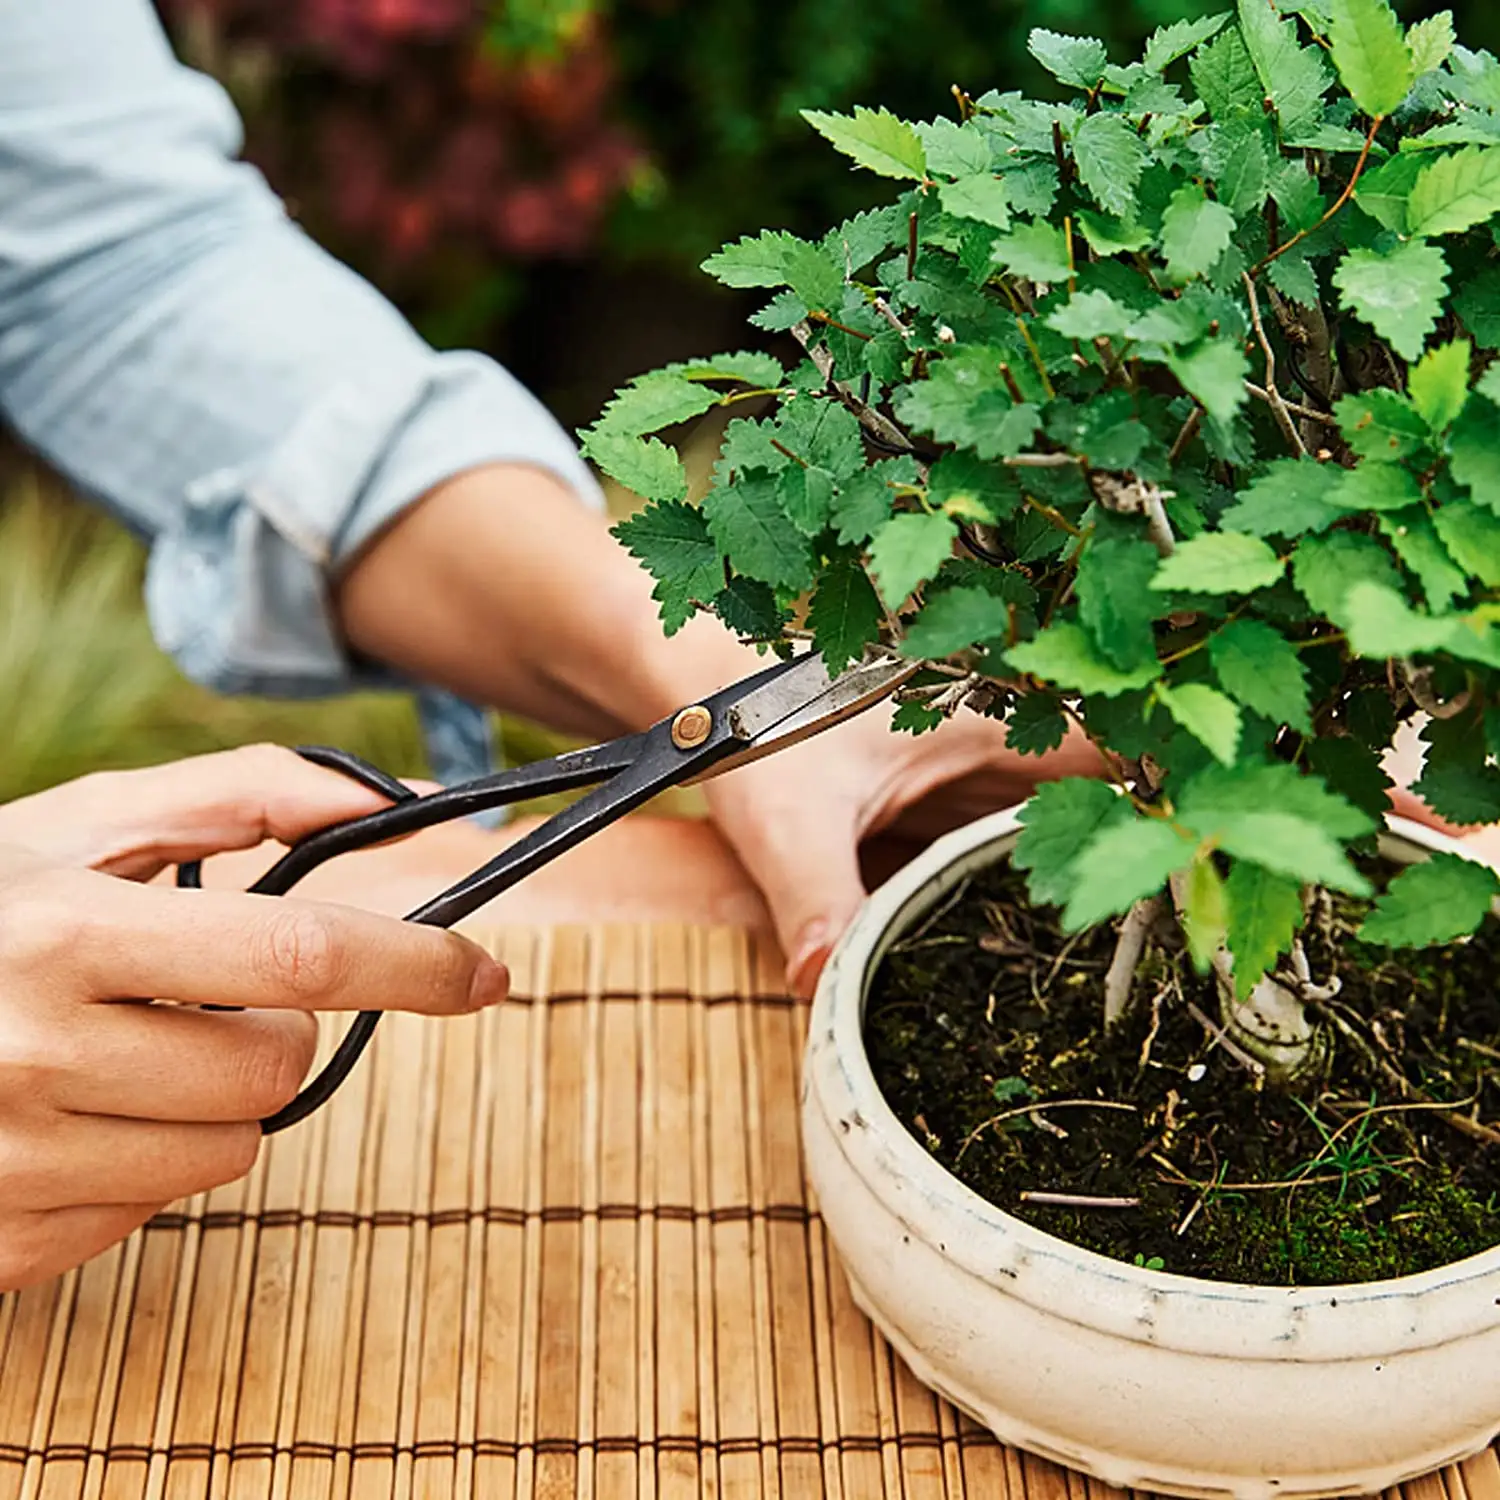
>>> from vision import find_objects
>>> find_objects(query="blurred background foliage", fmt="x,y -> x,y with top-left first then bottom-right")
0,0 -> 1482,801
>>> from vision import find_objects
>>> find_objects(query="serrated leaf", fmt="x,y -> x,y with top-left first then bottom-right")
1160,183 -> 1236,282
1152,532 -> 1285,593
1044,289 -> 1134,341
1328,0 -> 1413,118
1433,498 -> 1500,584
894,360 -> 1041,461
1238,0 -> 1333,134
1007,620 -> 1163,696
900,586 -> 1011,657
1072,113 -> 1150,217
1225,862 -> 1306,998
868,511 -> 958,605
1063,817 -> 1200,931
991,221 -> 1073,283
1006,693 -> 1069,756
892,700 -> 944,734
581,428 -> 688,504
1354,150 -> 1423,233
1359,852 -> 1500,946
776,397 -> 865,478
940,174 -> 1011,230
1335,389 -> 1429,461
713,576 -> 785,638
1266,247 -> 1321,306
1379,509 -> 1469,610
1305,736 -> 1394,825
830,459 -> 911,545
705,230 -> 814,288
1292,530 -> 1402,617
702,474 -> 815,592
928,452 -> 1020,523
1143,12 -> 1232,73
1454,269 -> 1500,349
667,351 -> 786,387
1407,11 -> 1455,76
1157,681 -> 1243,764
1077,211 -> 1153,255
1450,387 -> 1500,512
1221,457 -> 1345,537
1181,855 -> 1229,973
1342,580 -> 1459,655
1208,810 -> 1371,893
613,499 -> 722,636
807,558 -> 883,672
749,290 -> 808,333
1077,534 -> 1162,670
1028,28 -> 1109,89
778,465 -> 836,536
1013,778 -> 1131,908
802,106 -> 927,181
1179,761 -> 1377,841
1413,762 -> 1500,826
1330,462 -> 1423,512
1166,338 -> 1250,426
1210,618 -> 1313,733
917,119 -> 992,177
1333,237 -> 1448,360
594,373 -> 719,437
1212,123 -> 1272,215
1192,27 -> 1263,121
824,205 -> 906,273
1407,146 -> 1500,237
1408,338 -> 1472,432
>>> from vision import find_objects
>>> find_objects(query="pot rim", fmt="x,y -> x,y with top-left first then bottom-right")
808,804 -> 1500,1359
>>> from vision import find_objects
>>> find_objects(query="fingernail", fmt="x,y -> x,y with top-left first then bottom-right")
469,958 -> 510,1010
786,919 -> 830,1001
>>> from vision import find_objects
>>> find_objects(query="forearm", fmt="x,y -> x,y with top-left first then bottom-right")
335,463 -> 761,739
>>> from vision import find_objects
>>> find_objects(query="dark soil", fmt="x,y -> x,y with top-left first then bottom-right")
865,857 -> 1500,1285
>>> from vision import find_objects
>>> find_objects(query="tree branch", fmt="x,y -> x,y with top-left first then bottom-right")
1103,896 -> 1163,1029
1242,272 -> 1308,459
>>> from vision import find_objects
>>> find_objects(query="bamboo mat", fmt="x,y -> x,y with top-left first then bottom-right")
2,923 -> 1498,1500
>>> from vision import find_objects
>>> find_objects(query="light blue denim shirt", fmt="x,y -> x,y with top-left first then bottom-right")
0,0 -> 604,784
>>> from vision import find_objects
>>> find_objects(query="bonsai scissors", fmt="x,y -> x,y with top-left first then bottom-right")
181,648 -> 920,1133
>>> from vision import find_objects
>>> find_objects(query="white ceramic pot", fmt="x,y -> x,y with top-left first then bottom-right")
803,806 -> 1500,1500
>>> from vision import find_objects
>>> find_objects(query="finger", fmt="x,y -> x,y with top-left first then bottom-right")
9,1115 -> 262,1209
0,1204 -> 166,1292
49,1004 -> 320,1124
0,744 -> 413,879
27,870 -> 508,1016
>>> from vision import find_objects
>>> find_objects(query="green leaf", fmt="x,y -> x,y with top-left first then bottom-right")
1008,620 -> 1163,696
1206,810 -> 1370,893
894,359 -> 1041,461
807,558 -> 883,672
1160,183 -> 1236,282
1006,693 -> 1069,756
1157,681 -> 1243,765
1342,580 -> 1459,655
1450,395 -> 1500,512
713,576 -> 785,639
868,511 -> 958,605
801,107 -> 927,181
1072,113 -> 1150,218
1408,338 -> 1472,432
1210,618 -> 1313,733
1192,27 -> 1263,121
1407,146 -> 1500,237
1330,462 -> 1423,512
1354,151 -> 1423,234
824,206 -> 906,272
1077,211 -> 1153,255
1359,852 -> 1500,946
702,475 -> 815,592
1406,11 -> 1456,75
900,586 -> 1011,657
928,452 -> 1020,523
581,429 -> 688,504
1220,458 -> 1344,537
1433,498 -> 1500,585
592,375 -> 719,437
917,119 -> 991,177
1077,534 -> 1162,670
1412,762 -> 1500,826
1455,269 -> 1500,349
1143,12 -> 1231,73
1333,238 -> 1449,360
1378,509 -> 1469,610
1178,761 -> 1377,842
1238,0 -> 1333,134
830,463 -> 905,545
1027,28 -> 1109,89
1327,0 -> 1413,118
1334,390 -> 1429,461
892,701 -> 944,735
1166,339 -> 1250,427
1152,532 -> 1285,594
667,351 -> 786,387
1044,289 -> 1135,341
991,221 -> 1073,283
1225,862 -> 1306,999
1212,124 -> 1272,216
779,464 -> 837,536
776,397 -> 865,478
1292,531 -> 1402,617
1265,247 -> 1321,307
1063,817 -> 1200,931
612,499 -> 721,635
1180,855 -> 1229,974
1013,778 -> 1130,908
1305,736 -> 1394,825
940,174 -> 1011,230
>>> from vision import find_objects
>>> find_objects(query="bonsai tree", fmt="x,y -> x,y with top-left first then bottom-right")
583,0 -> 1500,1091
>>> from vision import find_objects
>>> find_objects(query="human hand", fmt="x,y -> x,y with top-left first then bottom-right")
0,749 -> 507,1290
703,707 -> 1109,998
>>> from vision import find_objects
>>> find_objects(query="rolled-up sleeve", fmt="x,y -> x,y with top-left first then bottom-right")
0,0 -> 602,702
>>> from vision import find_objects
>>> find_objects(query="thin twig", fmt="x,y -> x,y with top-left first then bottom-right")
1003,452 -> 1083,469
1168,407 -> 1203,464
1253,115 -> 1382,275
1184,999 -> 1267,1079
1019,1191 -> 1140,1209
790,321 -> 918,456
1242,272 -> 1307,458
956,1099 -> 1138,1162
871,295 -> 914,340
1103,896 -> 1162,1029
1459,1037 -> 1500,1063
1244,383 -> 1336,426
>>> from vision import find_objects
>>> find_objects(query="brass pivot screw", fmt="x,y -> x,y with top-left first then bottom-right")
671,705 -> 713,749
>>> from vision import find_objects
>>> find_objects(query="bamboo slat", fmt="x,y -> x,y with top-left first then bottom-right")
1,923 -> 1495,1500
